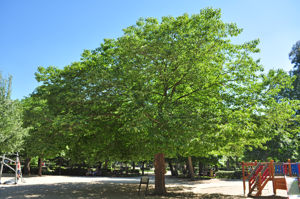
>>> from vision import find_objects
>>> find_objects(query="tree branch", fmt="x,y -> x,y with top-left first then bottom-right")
144,112 -> 161,124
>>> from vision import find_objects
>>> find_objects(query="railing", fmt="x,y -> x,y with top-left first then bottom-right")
290,163 -> 299,176
260,165 -> 269,183
274,163 -> 287,176
242,160 -> 300,197
255,164 -> 270,196
274,162 -> 300,176
248,163 -> 271,196
248,163 -> 264,195
248,163 -> 261,180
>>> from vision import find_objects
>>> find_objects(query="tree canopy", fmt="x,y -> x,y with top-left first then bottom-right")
0,73 -> 27,153
289,40 -> 300,100
23,8 -> 298,194
243,41 -> 300,162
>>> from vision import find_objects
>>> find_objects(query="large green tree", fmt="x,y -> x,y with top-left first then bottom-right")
0,73 -> 27,153
34,8 -> 298,194
87,9 -> 293,193
99,9 -> 299,193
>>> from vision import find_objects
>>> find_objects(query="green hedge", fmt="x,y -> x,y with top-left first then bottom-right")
29,167 -> 86,176
215,170 -> 242,179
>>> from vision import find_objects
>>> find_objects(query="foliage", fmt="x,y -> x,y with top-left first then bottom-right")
0,73 -> 28,153
91,8 -> 267,159
289,41 -> 300,101
215,170 -> 242,179
33,63 -> 149,164
22,94 -> 64,160
33,8 -> 298,164
243,41 -> 300,162
288,40 -> 300,159
289,41 -> 300,70
28,8 -> 298,192
244,133 -> 298,162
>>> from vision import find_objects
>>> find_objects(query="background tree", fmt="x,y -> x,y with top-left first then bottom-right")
22,93 -> 65,176
289,40 -> 300,100
0,73 -> 27,153
242,41 -> 300,162
34,61 -> 153,169
288,40 -> 300,159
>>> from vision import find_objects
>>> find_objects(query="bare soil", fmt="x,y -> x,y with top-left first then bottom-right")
0,175 -> 288,199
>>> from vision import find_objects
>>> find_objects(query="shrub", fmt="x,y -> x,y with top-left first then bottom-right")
53,167 -> 87,176
29,166 -> 54,175
215,170 -> 242,179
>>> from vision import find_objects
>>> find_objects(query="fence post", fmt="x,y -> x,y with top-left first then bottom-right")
288,159 -> 292,177
270,160 -> 276,195
258,172 -> 262,196
0,154 -> 5,183
242,162 -> 245,195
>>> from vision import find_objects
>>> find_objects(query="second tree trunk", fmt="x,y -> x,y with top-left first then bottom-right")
154,153 -> 166,195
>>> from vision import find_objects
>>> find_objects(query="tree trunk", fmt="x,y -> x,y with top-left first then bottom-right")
154,153 -> 166,195
141,161 -> 145,176
187,156 -> 195,180
104,160 -> 108,169
235,156 -> 239,169
59,157 -> 62,175
98,162 -> 102,170
226,158 -> 230,170
168,161 -> 175,176
23,158 -> 31,175
132,162 -> 135,170
173,163 -> 178,176
125,163 -> 128,175
198,161 -> 203,176
182,163 -> 187,175
38,157 -> 43,176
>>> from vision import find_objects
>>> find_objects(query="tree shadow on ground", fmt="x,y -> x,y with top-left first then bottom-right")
0,182 -> 140,199
0,182 -> 284,199
146,185 -> 248,199
247,196 -> 287,199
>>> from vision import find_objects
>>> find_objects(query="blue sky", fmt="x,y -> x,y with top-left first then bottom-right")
0,0 -> 299,99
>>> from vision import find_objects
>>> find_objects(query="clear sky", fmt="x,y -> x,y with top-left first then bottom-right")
0,0 -> 299,100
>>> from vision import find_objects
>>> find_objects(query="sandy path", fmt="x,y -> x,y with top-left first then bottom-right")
0,175 -> 288,199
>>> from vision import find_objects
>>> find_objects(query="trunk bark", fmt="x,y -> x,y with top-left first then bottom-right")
226,158 -> 230,170
59,157 -> 62,175
23,158 -> 31,176
182,163 -> 187,175
198,161 -> 203,176
132,162 -> 135,170
168,161 -> 175,176
173,164 -> 178,176
125,163 -> 128,175
154,153 -> 166,195
187,156 -> 195,180
98,162 -> 102,170
235,156 -> 239,169
38,157 -> 43,176
103,160 -> 108,169
141,161 -> 145,176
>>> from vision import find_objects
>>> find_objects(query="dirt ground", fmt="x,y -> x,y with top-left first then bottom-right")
0,175 -> 289,199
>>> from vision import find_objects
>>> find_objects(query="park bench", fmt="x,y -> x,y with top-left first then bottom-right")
138,176 -> 149,195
